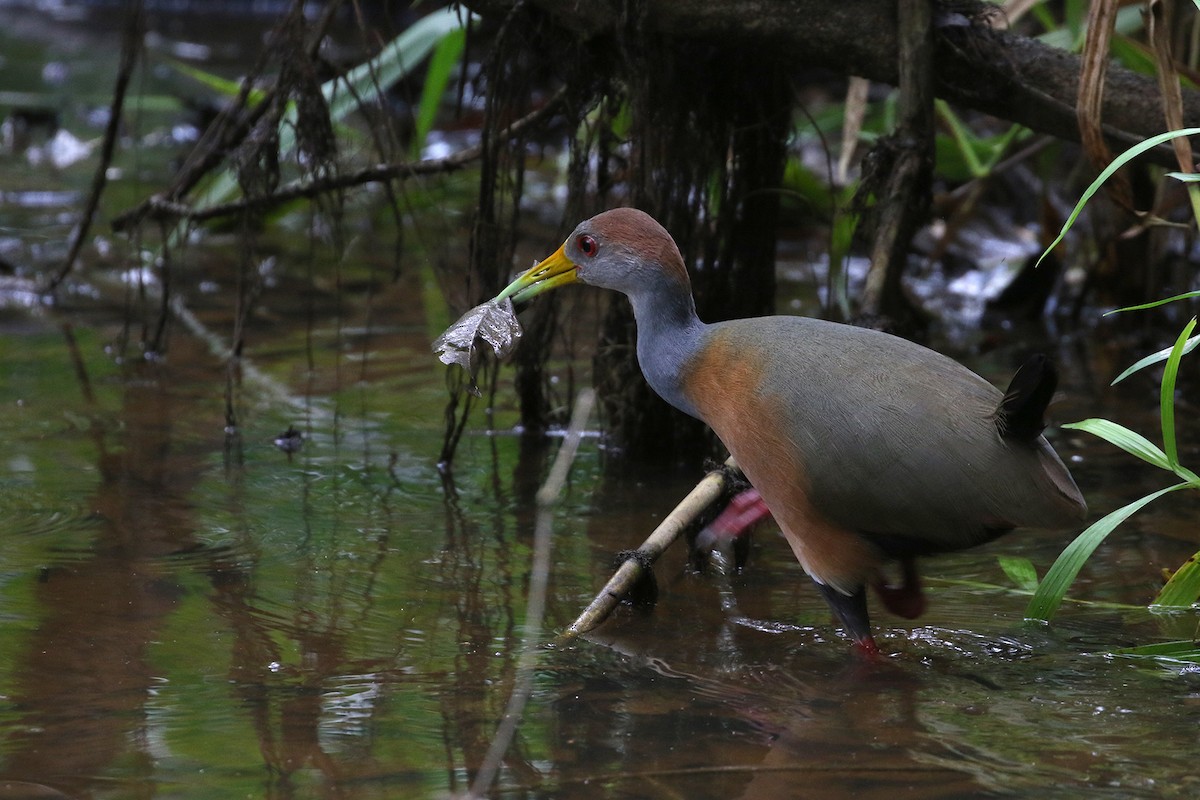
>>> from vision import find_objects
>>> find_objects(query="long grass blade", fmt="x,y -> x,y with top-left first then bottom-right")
176,7 -> 471,240
412,26 -> 466,158
1062,418 -> 1172,470
1025,483 -> 1190,621
1035,127 -> 1200,267
937,100 -> 984,177
169,59 -> 268,104
328,7 -> 469,121
1113,640 -> 1200,663
1106,290 -> 1200,314
1160,318 -> 1196,469
1111,334 -> 1200,384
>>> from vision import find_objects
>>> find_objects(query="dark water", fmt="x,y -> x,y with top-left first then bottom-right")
2,6 -> 1199,800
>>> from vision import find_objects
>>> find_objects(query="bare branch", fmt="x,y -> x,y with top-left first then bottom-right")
561,457 -> 740,639
113,88 -> 566,230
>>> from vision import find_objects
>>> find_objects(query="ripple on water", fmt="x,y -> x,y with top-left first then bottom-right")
0,507 -> 105,542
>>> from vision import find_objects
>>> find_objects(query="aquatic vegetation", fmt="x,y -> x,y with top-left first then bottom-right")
1019,128 -> 1200,649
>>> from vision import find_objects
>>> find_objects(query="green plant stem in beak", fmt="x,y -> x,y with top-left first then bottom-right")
496,244 -> 578,304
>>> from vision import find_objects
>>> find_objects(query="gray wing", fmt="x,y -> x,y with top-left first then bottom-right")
727,318 -> 1082,546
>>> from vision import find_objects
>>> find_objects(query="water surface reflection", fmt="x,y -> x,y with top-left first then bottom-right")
1,293 -> 1198,800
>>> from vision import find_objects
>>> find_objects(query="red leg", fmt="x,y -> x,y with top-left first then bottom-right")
694,489 -> 770,549
693,489 -> 772,570
872,558 -> 926,620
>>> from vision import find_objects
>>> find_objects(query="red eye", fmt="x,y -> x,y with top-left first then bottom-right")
576,234 -> 599,258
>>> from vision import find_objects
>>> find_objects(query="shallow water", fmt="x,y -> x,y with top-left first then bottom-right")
2,6 -> 1200,800
3,315 -> 1199,800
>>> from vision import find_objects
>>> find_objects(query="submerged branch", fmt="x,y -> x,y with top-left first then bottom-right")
467,389 -> 596,800
561,457 -> 741,639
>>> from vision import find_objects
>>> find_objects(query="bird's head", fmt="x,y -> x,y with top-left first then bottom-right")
497,208 -> 690,304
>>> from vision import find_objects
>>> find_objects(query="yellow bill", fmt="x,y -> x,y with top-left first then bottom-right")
495,243 -> 578,304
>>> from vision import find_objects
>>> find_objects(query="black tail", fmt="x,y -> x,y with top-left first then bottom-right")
995,354 -> 1057,443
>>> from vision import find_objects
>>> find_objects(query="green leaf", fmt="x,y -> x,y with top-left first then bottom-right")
1153,550 -> 1200,608
998,555 -> 1039,593
1106,291 -> 1200,314
175,7 -> 472,246
411,26 -> 466,159
1113,640 -> 1200,663
1160,318 -> 1197,469
1109,35 -> 1159,76
1061,418 -> 1172,471
934,101 -> 1026,180
937,100 -> 984,178
1110,334 -> 1200,385
281,9 -> 470,165
1166,171 -> 1200,182
1035,127 -> 1200,267
328,7 -> 470,123
168,58 -> 268,105
1024,483 -> 1190,621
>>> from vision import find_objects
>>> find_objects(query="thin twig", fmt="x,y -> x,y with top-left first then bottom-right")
560,456 -> 741,640
109,0 -> 345,234
466,389 -> 596,800
46,0 -> 144,292
122,86 -> 568,228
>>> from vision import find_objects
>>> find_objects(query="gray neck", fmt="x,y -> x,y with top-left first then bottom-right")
627,282 -> 707,420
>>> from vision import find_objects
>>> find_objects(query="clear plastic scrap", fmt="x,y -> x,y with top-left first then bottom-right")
431,297 -> 523,396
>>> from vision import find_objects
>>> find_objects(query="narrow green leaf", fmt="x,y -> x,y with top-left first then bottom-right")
1113,640 -> 1200,663
167,58 -> 268,105
181,7 -> 472,239
1035,127 -> 1200,267
1160,319 -> 1196,468
1166,171 -> 1200,182
1187,182 -> 1200,235
1173,463 -> 1200,485
411,26 -> 466,158
1111,334 -> 1200,384
1025,483 -> 1189,621
328,7 -> 470,123
289,9 -> 469,164
1106,291 -> 1200,314
1153,550 -> 1200,608
997,555 -> 1039,593
936,100 -> 984,178
1062,418 -> 1172,471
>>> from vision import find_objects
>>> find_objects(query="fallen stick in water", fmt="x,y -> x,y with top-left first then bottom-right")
468,389 -> 596,800
561,457 -> 742,639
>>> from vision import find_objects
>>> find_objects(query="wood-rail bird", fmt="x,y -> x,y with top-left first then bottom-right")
497,207 -> 1087,654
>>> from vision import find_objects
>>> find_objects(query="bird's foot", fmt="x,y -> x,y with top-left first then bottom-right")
872,558 -> 926,620
692,488 -> 770,571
